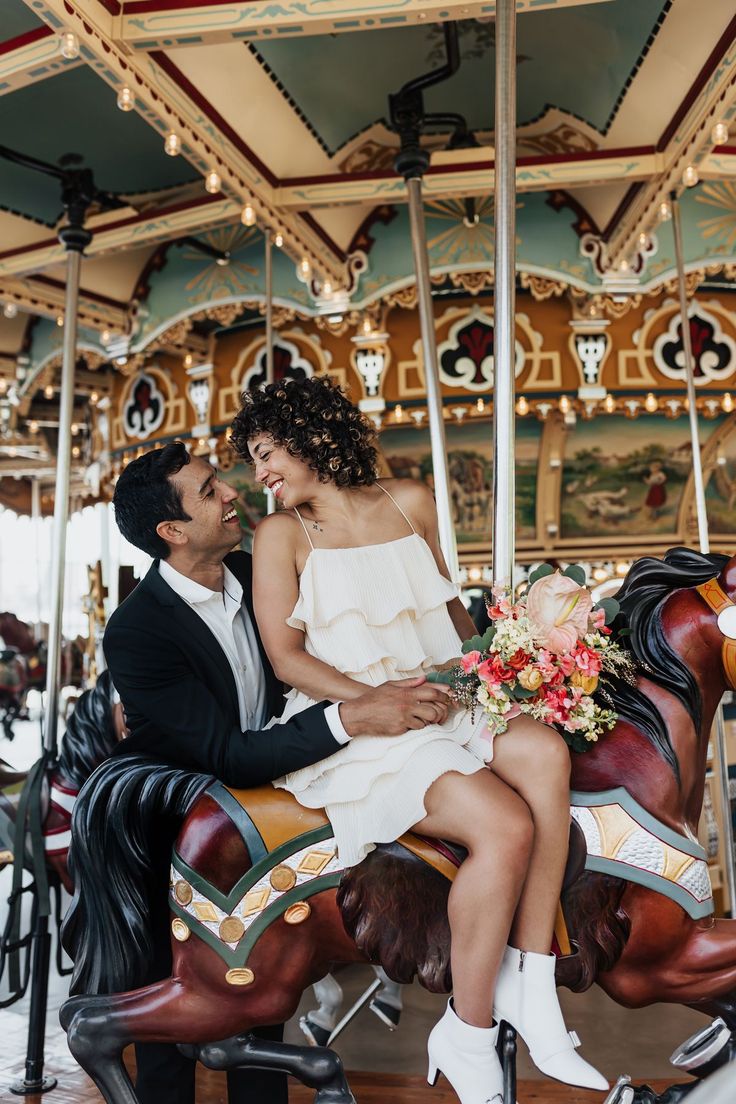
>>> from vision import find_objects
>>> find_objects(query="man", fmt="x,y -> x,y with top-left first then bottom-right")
104,441 -> 450,1104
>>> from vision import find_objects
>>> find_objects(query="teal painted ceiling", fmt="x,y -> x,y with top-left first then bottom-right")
0,67 -> 199,226
253,0 -> 668,155
2,0 -> 44,40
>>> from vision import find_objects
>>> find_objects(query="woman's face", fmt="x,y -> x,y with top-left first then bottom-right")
248,433 -> 318,509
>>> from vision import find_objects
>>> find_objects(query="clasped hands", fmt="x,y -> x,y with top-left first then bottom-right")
339,676 -> 453,738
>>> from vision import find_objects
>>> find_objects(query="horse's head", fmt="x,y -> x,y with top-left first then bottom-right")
57,670 -> 122,789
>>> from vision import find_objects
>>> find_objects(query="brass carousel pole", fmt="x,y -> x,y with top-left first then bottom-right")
264,229 -> 276,516
671,190 -> 736,912
491,0 -> 517,590
405,178 -> 459,578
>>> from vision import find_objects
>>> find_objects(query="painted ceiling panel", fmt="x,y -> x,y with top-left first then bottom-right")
164,42 -> 334,180
0,210 -> 58,251
252,0 -> 668,156
0,311 -> 28,354
605,0 -> 736,149
566,183 -> 631,234
1,0 -> 45,41
44,246 -> 158,303
0,67 -> 199,226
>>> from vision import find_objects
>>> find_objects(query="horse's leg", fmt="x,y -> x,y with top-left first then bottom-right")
62,981 -> 356,1104
188,1035 -> 355,1104
597,888 -> 736,1018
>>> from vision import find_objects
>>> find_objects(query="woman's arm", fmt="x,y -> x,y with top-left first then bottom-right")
391,479 -> 477,641
252,513 -> 367,702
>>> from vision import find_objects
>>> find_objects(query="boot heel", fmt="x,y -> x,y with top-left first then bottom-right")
427,1061 -> 439,1087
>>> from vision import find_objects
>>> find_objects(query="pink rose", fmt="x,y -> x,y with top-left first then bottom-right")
526,572 -> 593,655
460,650 -> 482,673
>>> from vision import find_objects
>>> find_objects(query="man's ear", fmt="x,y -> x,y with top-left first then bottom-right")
156,519 -> 187,549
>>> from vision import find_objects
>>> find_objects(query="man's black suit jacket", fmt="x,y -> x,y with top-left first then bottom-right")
104,549 -> 342,785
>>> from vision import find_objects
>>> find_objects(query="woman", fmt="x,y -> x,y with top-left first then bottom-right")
231,378 -> 607,1104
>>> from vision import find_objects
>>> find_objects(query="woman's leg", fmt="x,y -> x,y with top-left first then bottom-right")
489,716 -> 571,953
411,768 -> 534,1028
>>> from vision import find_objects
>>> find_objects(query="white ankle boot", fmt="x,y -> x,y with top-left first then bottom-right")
427,1000 -> 504,1104
492,946 -> 608,1091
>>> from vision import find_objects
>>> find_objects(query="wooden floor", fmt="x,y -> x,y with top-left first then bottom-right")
0,1012 -> 675,1104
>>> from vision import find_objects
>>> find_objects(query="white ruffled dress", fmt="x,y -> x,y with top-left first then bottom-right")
271,492 -> 492,867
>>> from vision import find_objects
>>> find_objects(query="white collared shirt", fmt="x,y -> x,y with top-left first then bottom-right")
158,560 -> 350,743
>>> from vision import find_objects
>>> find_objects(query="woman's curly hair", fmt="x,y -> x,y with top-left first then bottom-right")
231,376 -> 378,487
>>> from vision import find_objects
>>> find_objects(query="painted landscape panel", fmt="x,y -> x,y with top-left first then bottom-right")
381,417 -> 540,543
561,414 -> 721,539
705,425 -> 736,535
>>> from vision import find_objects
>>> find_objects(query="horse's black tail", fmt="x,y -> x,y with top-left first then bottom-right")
61,753 -> 212,995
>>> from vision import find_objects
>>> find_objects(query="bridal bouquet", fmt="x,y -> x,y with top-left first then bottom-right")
432,565 -> 635,753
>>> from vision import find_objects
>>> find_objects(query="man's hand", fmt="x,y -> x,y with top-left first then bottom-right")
339,676 -> 452,738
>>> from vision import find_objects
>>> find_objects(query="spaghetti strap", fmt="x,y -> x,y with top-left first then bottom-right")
292,507 -> 315,550
376,482 -> 416,535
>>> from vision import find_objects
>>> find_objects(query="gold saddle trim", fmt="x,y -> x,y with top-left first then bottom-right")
225,784 -> 459,882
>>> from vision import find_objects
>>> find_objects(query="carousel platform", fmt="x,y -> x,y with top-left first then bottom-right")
0,1005 -> 678,1104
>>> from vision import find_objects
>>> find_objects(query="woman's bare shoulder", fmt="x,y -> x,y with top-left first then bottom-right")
253,509 -> 303,550
380,477 -> 435,514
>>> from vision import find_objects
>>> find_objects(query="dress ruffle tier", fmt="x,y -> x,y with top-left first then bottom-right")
271,532 -> 493,867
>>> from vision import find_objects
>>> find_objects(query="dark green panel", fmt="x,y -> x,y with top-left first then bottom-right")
253,0 -> 668,154
0,67 -> 199,225
1,0 -> 45,41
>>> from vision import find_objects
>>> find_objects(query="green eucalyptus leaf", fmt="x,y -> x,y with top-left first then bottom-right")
563,564 -> 587,587
427,670 -> 455,685
461,635 -> 485,655
479,625 -> 496,650
597,597 -> 620,624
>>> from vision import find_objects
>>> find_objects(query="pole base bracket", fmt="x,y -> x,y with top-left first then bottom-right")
10,1076 -> 58,1096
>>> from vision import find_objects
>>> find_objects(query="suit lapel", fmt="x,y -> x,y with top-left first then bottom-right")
225,551 -> 283,716
151,561 -> 241,723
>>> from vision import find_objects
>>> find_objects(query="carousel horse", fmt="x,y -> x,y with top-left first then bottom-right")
0,669 -> 122,1007
60,547 -> 736,1104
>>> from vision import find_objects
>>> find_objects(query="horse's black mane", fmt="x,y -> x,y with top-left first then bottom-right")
58,670 -> 118,788
601,546 -> 729,784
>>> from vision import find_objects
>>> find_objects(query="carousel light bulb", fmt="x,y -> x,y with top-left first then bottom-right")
3,302 -> 17,319
723,392 -> 733,413
638,232 -> 648,248
117,85 -> 134,112
559,394 -> 571,414
164,131 -> 181,156
604,393 -> 616,413
56,315 -> 64,327
101,329 -> 111,345
273,232 -> 284,249
682,164 -> 699,188
616,561 -> 630,577
59,31 -> 79,59
28,420 -> 38,434
89,391 -> 99,405
515,395 -> 529,416
476,398 -> 485,413
592,567 -> 608,583
322,279 -> 333,298
72,446 -> 80,458
205,170 -> 221,194
7,447 -> 16,459
241,203 -> 256,227
44,385 -> 54,399
394,404 -> 404,422
184,353 -> 193,368
659,200 -> 672,221
712,121 -> 729,146
645,392 -> 658,413
297,257 -> 312,282
71,423 -> 79,435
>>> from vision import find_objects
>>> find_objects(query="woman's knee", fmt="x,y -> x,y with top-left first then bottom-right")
465,783 -> 534,858
511,719 -> 571,783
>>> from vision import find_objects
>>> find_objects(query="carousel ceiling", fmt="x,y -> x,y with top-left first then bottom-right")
1,0 -> 736,458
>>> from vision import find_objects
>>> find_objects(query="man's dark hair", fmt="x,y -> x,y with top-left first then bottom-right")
112,442 -> 191,559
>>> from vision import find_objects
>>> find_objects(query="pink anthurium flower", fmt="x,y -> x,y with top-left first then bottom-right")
526,572 -> 593,655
